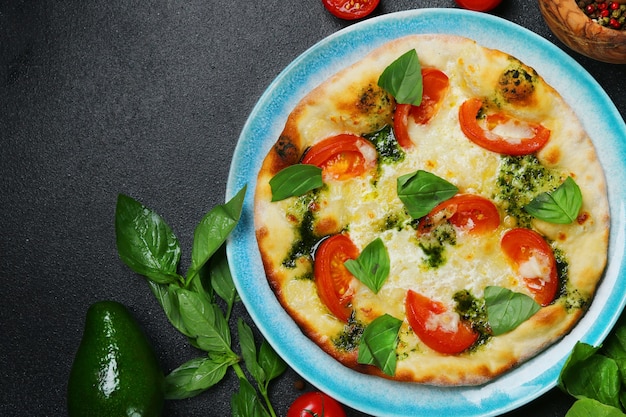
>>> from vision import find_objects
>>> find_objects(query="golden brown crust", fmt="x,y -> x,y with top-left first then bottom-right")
254,34 -> 609,386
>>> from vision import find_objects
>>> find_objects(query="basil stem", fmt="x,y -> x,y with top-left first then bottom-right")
484,286 -> 540,336
344,237 -> 390,294
524,177 -> 582,224
269,164 -> 323,202
397,170 -> 458,219
378,49 -> 423,106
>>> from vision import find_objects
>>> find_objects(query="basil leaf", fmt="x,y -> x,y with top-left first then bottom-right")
566,398 -> 626,417
177,289 -> 232,353
524,177 -> 582,224
344,238 -> 390,294
193,303 -> 232,354
559,341 -> 600,392
559,342 -> 622,410
237,319 -> 266,385
357,314 -> 402,376
377,49 -> 423,106
147,281 -> 192,337
209,244 -> 239,319
164,356 -> 232,400
397,170 -> 458,219
484,286 -> 540,335
602,315 -> 626,361
258,339 -> 287,383
187,185 -> 246,284
231,377 -> 271,417
269,164 -> 323,202
115,193 -> 183,285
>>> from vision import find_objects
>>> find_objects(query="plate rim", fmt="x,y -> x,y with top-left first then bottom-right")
226,8 -> 626,417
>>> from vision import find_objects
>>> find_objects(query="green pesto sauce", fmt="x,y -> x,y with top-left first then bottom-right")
552,245 -> 589,312
357,85 -> 394,133
378,211 -> 412,233
364,125 -> 405,165
453,290 -> 491,348
494,155 -> 563,228
553,245 -> 569,299
332,315 -> 364,352
282,191 -> 322,270
417,222 -> 457,269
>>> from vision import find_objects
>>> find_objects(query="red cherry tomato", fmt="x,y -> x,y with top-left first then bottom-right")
301,134 -> 377,180
393,68 -> 450,149
287,391 -> 347,417
321,0 -> 380,20
405,290 -> 479,354
501,228 -> 558,306
458,98 -> 551,156
314,234 -> 360,322
454,0 -> 503,12
417,194 -> 500,235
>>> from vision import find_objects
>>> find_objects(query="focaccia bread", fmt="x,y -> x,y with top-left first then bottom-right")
254,34 -> 609,386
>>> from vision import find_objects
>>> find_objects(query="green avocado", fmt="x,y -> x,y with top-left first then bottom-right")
67,300 -> 165,417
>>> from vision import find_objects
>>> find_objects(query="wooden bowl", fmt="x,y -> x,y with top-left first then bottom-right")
538,0 -> 626,64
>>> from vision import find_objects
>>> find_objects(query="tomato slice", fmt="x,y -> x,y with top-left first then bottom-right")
458,98 -> 551,155
454,0 -> 503,12
393,103 -> 413,149
405,290 -> 479,354
301,134 -> 377,180
314,234 -> 360,322
417,194 -> 500,235
287,391 -> 347,417
321,0 -> 380,20
501,228 -> 558,306
393,68 -> 450,149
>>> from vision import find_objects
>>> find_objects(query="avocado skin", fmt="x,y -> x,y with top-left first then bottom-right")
67,300 -> 165,417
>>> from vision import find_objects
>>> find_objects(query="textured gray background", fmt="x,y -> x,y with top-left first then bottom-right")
2,0 -> 625,416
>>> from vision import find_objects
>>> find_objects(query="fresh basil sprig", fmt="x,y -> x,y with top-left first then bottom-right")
377,49 -> 423,106
524,177 -> 583,224
559,314 -> 626,416
484,286 -> 540,336
344,237 -> 390,294
397,170 -> 458,219
115,188 -> 286,417
269,164 -> 323,202
358,314 -> 403,376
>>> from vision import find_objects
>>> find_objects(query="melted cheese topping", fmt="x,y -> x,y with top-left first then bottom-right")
425,310 -> 461,333
518,252 -> 553,284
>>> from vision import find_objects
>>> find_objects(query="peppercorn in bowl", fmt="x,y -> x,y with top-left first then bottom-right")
538,0 -> 626,64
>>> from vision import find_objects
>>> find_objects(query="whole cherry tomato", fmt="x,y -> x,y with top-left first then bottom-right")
321,0 -> 380,20
287,391 -> 347,417
454,0 -> 503,12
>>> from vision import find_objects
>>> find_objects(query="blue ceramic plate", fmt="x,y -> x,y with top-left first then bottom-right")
226,9 -> 626,417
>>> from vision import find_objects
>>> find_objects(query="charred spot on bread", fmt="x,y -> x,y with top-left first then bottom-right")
270,135 -> 300,173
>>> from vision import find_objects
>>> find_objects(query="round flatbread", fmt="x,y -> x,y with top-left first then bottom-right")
254,34 -> 609,386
